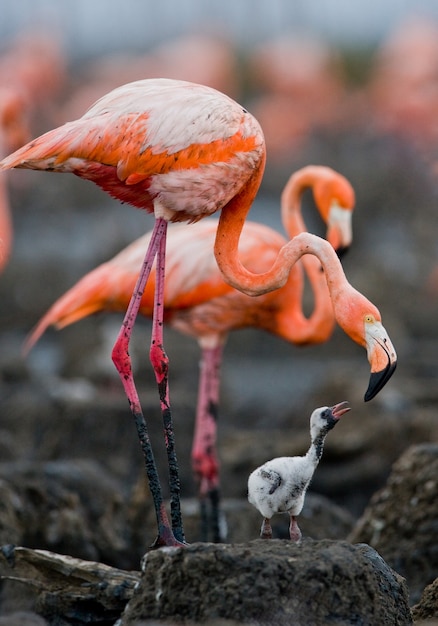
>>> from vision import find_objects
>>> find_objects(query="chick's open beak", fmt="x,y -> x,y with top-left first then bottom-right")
330,400 -> 351,420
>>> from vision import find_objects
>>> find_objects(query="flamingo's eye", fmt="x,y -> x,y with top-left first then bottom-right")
364,314 -> 375,324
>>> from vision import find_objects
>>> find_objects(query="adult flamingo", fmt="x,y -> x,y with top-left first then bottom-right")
0,79 -> 396,548
25,168 -> 380,544
0,78 -> 265,548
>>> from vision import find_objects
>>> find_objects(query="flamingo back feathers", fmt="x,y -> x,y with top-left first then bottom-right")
0,79 -> 265,222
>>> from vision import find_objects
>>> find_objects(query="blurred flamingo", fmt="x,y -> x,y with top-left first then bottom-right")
0,32 -> 66,272
0,87 -> 32,272
366,16 -> 438,154
0,79 -> 397,548
0,32 -> 66,126
247,35 -> 346,162
59,34 -> 238,124
23,167 -> 390,543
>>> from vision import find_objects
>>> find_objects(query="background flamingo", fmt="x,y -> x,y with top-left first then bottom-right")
0,88 -> 30,272
0,32 -> 66,273
26,167 -> 363,542
247,35 -> 346,164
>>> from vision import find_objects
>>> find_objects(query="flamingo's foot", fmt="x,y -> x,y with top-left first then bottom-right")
260,518 -> 272,540
149,527 -> 190,550
289,515 -> 302,543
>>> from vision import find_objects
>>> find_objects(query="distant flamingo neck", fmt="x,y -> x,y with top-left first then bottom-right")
0,163 -> 12,272
280,167 -> 321,238
277,168 -> 335,344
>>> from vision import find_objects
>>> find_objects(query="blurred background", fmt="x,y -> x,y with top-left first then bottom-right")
1,0 -> 438,549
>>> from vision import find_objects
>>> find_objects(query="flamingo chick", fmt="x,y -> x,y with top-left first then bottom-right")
248,401 -> 351,541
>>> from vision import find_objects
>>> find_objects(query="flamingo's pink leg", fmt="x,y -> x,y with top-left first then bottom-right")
289,514 -> 302,543
112,217 -> 185,547
150,224 -> 185,543
260,518 -> 273,539
192,343 -> 224,541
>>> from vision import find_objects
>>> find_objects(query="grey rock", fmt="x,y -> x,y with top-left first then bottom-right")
349,444 -> 438,604
120,540 -> 412,625
411,577 -> 438,623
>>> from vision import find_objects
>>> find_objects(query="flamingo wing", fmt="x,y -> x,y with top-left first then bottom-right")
260,468 -> 282,494
0,79 -> 264,221
25,218 -> 288,351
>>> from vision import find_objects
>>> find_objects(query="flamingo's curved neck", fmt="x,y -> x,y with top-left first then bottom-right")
216,226 -> 347,304
279,169 -> 334,343
280,168 -> 318,239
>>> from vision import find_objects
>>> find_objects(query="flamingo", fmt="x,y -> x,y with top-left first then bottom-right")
248,401 -> 351,541
0,32 -> 65,273
0,79 -> 397,548
24,165 -> 354,540
0,87 -> 32,272
0,78 -> 266,548
247,35 -> 346,161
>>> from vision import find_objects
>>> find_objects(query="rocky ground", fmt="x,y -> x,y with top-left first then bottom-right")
0,122 -> 437,624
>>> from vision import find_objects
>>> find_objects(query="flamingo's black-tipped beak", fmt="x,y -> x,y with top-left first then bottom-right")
364,360 -> 397,402
364,320 -> 397,402
336,245 -> 349,261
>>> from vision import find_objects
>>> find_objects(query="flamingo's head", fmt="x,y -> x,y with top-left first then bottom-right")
334,289 -> 397,401
313,172 -> 355,258
310,401 -> 351,440
363,313 -> 397,401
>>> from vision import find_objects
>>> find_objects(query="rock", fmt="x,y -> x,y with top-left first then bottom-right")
0,459 -> 135,569
0,546 -> 140,625
411,577 -> 438,623
0,612 -> 48,625
0,479 -> 25,546
120,540 -> 412,625
349,444 -> 438,604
